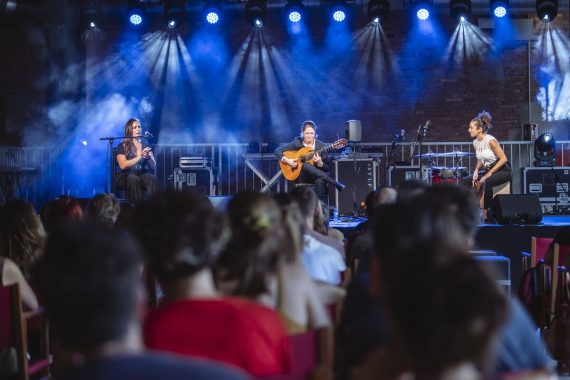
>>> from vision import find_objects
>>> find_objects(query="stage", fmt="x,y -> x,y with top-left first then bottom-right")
332,215 -> 570,294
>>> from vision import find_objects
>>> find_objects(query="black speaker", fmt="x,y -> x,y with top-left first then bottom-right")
490,194 -> 543,224
334,159 -> 379,215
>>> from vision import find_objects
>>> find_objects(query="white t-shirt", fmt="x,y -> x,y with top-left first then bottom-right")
301,234 -> 346,285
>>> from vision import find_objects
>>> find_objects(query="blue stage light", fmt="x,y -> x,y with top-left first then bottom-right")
246,0 -> 267,27
368,0 -> 389,23
129,13 -> 143,25
206,11 -> 220,24
164,0 -> 185,29
333,9 -> 346,22
494,5 -> 506,17
416,8 -> 428,19
288,10 -> 301,22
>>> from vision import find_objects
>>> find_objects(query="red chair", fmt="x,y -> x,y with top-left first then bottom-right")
550,243 -> 570,322
260,327 -> 334,380
0,284 -> 50,380
521,237 -> 554,272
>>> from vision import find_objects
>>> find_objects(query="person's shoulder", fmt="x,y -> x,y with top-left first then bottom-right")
58,353 -> 250,380
116,143 -> 126,154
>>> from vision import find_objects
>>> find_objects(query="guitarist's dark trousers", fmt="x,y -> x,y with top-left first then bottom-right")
298,164 -> 335,197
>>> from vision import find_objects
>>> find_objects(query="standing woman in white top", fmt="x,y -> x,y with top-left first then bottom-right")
463,111 -> 511,220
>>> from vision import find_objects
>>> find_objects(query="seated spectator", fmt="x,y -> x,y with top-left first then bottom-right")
33,223 -> 247,380
290,186 -> 346,285
356,242 -> 508,380
272,193 -> 338,334
0,256 -> 38,310
85,193 -> 121,228
0,199 -> 45,279
133,190 -> 291,377
40,196 -> 83,234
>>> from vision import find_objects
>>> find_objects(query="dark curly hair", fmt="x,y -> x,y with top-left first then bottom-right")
0,199 -> 46,279
471,110 -> 493,133
216,192 -> 286,298
132,190 -> 229,283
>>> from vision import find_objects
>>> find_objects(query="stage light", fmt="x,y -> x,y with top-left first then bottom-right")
164,0 -> 185,29
246,0 -> 267,27
414,0 -> 432,20
534,133 -> 556,166
329,1 -> 349,23
536,0 -> 557,22
82,0 -> 101,29
128,7 -> 145,26
490,0 -> 508,17
368,0 -> 389,23
204,1 -> 222,24
450,0 -> 470,22
285,0 -> 305,23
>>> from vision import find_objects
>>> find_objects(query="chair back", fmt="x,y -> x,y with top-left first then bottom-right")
531,237 -> 554,267
0,284 -> 50,380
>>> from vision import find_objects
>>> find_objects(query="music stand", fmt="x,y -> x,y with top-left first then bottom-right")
346,120 -> 362,218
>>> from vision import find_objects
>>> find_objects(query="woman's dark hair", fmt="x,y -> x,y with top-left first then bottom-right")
0,199 -> 45,278
85,193 -> 121,228
217,192 -> 285,298
121,118 -> 140,156
472,110 -> 493,133
132,190 -> 229,283
40,196 -> 84,234
379,246 -> 507,377
33,223 -> 141,350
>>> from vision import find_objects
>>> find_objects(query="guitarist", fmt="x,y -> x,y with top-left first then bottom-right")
274,120 -> 345,196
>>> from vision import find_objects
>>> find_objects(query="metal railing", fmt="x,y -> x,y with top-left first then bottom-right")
1,141 -> 569,207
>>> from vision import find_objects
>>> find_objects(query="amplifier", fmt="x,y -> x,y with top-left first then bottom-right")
387,166 -> 421,187
179,156 -> 211,169
334,159 -> 379,215
173,167 -> 214,196
522,167 -> 570,211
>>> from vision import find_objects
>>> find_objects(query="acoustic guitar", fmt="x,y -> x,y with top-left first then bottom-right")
279,138 -> 347,181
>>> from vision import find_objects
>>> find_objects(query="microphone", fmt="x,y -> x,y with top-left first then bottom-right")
144,131 -> 154,138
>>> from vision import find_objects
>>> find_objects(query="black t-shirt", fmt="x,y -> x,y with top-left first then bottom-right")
57,353 -> 250,380
116,141 -> 152,174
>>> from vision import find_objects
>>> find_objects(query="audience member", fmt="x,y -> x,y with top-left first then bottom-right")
0,199 -> 45,279
85,193 -> 121,228
40,195 -> 83,234
133,190 -> 291,377
33,223 -> 248,380
272,193 -> 337,333
290,186 -> 346,285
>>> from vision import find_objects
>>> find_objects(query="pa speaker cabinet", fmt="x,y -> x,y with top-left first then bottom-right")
490,194 -> 543,225
334,159 -> 379,215
173,167 -> 214,196
522,167 -> 570,211
387,166 -> 422,188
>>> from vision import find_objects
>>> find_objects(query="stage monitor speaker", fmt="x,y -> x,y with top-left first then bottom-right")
345,120 -> 362,142
490,194 -> 543,224
334,159 -> 378,215
173,167 -> 214,196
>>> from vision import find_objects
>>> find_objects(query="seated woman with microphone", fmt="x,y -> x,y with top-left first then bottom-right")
115,118 -> 158,203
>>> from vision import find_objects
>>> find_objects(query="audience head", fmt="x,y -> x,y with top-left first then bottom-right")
290,186 -> 318,224
217,192 -> 285,298
40,196 -> 83,234
365,186 -> 397,220
379,244 -> 507,377
273,193 -> 305,262
0,199 -> 45,278
396,179 -> 428,203
33,223 -> 142,351
132,190 -> 229,284
370,183 -> 506,377
85,193 -> 121,228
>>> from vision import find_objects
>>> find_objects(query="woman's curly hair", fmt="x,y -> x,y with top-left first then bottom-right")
472,110 -> 493,133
